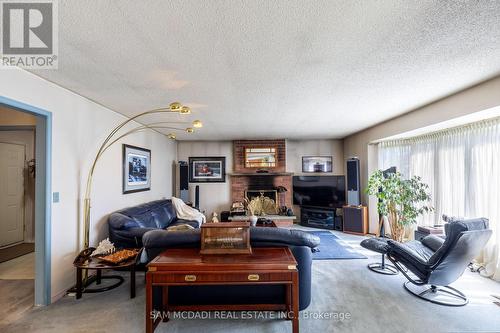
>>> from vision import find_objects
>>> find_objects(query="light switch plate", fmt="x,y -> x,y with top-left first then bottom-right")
53,192 -> 60,203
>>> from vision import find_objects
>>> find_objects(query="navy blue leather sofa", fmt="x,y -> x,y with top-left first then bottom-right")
108,199 -> 199,248
143,227 -> 320,310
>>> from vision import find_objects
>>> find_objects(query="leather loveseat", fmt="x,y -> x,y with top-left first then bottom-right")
108,199 -> 200,248
142,227 -> 320,310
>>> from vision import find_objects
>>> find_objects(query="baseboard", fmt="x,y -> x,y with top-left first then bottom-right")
50,287 -> 68,304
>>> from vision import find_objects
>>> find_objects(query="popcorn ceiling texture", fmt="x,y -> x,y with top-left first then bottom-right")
30,0 -> 500,140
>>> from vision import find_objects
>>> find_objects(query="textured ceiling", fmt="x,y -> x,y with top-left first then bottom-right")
30,0 -> 500,140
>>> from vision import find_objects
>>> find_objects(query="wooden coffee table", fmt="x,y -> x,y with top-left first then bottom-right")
146,247 -> 299,333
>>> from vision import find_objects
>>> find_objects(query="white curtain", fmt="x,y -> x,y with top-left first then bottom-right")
378,118 -> 500,281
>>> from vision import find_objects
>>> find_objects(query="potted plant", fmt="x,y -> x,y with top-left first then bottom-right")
366,170 -> 433,242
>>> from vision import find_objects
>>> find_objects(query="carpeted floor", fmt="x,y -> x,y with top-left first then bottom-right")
2,230 -> 500,333
0,279 -> 34,328
306,231 -> 367,259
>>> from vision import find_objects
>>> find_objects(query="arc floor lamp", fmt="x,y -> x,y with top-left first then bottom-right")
82,102 -> 202,250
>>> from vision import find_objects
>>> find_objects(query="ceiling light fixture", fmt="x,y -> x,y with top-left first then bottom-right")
192,120 -> 203,128
169,102 -> 182,111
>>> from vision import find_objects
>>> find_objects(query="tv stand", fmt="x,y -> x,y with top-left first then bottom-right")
299,206 -> 342,230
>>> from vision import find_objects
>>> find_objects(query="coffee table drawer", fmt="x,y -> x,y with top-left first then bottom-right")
153,272 -> 291,283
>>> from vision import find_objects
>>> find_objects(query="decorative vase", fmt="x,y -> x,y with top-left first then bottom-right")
249,215 -> 258,226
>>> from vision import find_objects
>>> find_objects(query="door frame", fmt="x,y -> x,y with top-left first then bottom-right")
0,96 -> 52,306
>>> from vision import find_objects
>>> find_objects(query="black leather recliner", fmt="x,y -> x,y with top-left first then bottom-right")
108,199 -> 200,248
386,218 -> 492,306
142,227 -> 321,311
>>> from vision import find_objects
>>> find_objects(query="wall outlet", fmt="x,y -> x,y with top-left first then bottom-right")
52,192 -> 60,203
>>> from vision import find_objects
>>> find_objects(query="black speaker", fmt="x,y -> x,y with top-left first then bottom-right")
346,158 -> 360,205
178,161 -> 189,202
179,162 -> 188,190
194,185 -> 200,210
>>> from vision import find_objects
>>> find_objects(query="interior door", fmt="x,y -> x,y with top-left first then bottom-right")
0,142 -> 25,247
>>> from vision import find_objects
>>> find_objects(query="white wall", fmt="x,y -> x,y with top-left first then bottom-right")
0,68 -> 176,302
343,75 -> 500,233
177,139 -> 344,218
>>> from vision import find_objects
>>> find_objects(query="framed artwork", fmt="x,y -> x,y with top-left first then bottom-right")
302,156 -> 333,173
123,144 -> 151,194
189,157 -> 226,183
244,147 -> 277,168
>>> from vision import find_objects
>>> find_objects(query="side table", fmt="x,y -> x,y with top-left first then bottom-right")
72,247 -> 139,299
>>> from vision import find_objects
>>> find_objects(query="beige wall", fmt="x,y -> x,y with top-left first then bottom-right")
177,139 -> 344,218
0,105 -> 37,125
286,139 -> 344,175
176,141 -> 233,217
0,130 -> 36,243
343,75 -> 500,233
287,139 -> 344,218
0,68 -> 177,302
0,107 -> 36,242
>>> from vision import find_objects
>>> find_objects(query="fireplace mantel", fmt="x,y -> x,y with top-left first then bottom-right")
229,172 -> 293,177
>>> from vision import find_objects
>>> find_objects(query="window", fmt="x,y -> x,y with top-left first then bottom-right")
377,118 -> 500,280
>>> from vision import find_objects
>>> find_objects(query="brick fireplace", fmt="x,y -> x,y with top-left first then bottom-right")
230,174 -> 293,207
230,139 -> 293,210
233,139 -> 286,173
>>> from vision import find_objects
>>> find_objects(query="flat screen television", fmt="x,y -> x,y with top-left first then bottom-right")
293,175 -> 346,208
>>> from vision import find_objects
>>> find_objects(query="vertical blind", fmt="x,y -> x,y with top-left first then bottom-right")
378,118 -> 500,281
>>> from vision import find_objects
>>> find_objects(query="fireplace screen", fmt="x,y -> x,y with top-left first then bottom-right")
245,190 -> 278,215
245,147 -> 277,168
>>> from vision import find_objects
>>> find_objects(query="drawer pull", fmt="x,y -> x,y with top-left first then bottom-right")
184,275 -> 197,282
248,274 -> 260,281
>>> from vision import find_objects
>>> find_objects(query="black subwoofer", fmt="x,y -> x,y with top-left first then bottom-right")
343,205 -> 367,235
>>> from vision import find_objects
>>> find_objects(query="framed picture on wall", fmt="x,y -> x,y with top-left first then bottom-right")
123,144 -> 151,194
189,157 -> 226,183
302,156 -> 333,173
